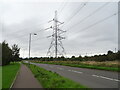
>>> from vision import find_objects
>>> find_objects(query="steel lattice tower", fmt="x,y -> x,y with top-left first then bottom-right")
47,10 -> 66,58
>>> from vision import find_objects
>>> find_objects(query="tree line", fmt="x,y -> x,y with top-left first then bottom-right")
1,40 -> 119,65
24,50 -> 120,61
1,41 -> 20,66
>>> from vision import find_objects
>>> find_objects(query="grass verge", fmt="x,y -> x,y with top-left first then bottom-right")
60,63 -> 119,72
32,61 -> 119,72
0,66 -> 2,89
26,63 -> 87,88
2,62 -> 20,88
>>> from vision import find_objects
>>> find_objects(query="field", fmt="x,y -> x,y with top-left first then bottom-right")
31,60 -> 119,71
2,63 -> 20,88
0,66 -> 2,89
27,63 -> 87,88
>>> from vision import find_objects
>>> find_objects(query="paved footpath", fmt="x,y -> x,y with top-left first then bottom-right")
12,64 -> 42,88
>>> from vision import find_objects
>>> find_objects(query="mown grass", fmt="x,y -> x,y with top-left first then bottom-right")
2,62 -> 20,88
0,66 -> 2,89
32,61 -> 119,72
27,64 -> 87,88
61,63 -> 119,71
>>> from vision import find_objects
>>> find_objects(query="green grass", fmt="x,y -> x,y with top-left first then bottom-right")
27,64 -> 87,88
0,66 -> 2,89
2,63 -> 20,88
34,61 -> 119,72
61,63 -> 119,72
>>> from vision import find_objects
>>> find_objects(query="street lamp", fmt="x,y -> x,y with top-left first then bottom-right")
28,33 -> 37,63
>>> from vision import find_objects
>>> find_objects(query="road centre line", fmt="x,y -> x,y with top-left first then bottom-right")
92,74 -> 120,82
57,67 -> 64,70
68,70 -> 83,74
34,63 -> 119,82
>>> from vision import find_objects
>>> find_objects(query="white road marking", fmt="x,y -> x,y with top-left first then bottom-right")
113,79 -> 120,82
57,67 -> 64,70
100,76 -> 114,81
73,71 -> 83,73
92,74 -> 120,82
68,70 -> 83,74
92,75 -> 100,77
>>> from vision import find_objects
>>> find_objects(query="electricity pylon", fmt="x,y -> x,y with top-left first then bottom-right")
47,10 -> 66,58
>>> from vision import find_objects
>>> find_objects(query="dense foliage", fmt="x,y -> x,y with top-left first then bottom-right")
1,41 -> 20,66
24,50 -> 120,61
12,44 -> 20,62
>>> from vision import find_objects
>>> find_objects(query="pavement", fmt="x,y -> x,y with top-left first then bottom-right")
31,63 -> 120,88
12,64 -> 42,88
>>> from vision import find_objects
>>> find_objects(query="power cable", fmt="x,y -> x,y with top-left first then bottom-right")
7,21 -> 48,36
61,2 -> 88,28
67,2 -> 111,30
68,11 -> 119,39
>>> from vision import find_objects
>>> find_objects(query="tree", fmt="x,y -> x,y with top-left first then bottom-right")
78,55 -> 83,61
107,50 -> 116,61
107,50 -> 113,55
71,56 -> 75,58
12,44 -> 20,62
2,41 -> 12,65
117,50 -> 120,60
61,56 -> 65,61
71,56 -> 75,61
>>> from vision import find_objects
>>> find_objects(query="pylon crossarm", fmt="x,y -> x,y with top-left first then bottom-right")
46,10 -> 66,58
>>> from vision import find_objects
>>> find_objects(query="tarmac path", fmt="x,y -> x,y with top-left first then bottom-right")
12,64 -> 42,88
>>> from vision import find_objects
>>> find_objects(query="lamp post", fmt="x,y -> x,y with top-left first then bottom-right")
28,33 -> 37,64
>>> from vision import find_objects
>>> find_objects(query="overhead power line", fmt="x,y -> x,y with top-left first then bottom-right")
63,2 -> 88,26
67,2 -> 111,30
7,2 -> 67,38
60,2 -> 88,29
8,26 -> 51,41
70,11 -> 119,37
58,0 -> 68,16
7,20 -> 48,36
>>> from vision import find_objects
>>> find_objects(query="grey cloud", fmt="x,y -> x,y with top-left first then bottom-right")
1,1 -> 118,57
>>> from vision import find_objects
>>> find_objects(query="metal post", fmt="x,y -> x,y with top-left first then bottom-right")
115,48 -> 116,53
47,10 -> 66,58
28,33 -> 31,63
55,10 -> 57,58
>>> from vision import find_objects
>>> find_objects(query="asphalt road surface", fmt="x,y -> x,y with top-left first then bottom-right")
31,63 -> 119,88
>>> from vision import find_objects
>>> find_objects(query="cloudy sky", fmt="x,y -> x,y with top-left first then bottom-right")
0,0 -> 119,58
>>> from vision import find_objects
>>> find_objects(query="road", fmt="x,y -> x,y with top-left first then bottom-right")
31,63 -> 119,88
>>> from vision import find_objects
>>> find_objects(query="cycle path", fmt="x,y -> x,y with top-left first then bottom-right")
12,64 -> 42,88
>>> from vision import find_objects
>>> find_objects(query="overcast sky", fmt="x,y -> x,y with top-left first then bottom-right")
0,0 -> 119,58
